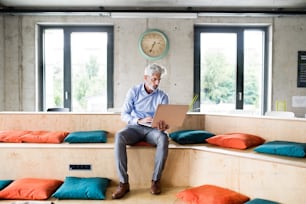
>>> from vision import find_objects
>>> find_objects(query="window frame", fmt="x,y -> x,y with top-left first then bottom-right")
37,25 -> 114,112
194,25 -> 269,115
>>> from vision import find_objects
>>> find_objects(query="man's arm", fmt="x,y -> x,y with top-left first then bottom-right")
121,88 -> 139,125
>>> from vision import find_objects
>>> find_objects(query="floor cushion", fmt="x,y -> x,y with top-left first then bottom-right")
245,198 -> 281,204
20,131 -> 69,143
176,184 -> 250,204
254,140 -> 306,158
52,176 -> 110,200
0,180 -> 13,190
206,132 -> 265,149
0,178 -> 63,200
64,130 -> 107,143
169,129 -> 215,144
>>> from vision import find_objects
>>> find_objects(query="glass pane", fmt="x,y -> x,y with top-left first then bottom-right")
70,32 -> 108,112
44,29 -> 64,109
200,33 -> 237,113
244,30 -> 264,114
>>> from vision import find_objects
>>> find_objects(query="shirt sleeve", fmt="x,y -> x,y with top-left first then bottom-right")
121,87 -> 138,125
121,85 -> 170,125
161,92 -> 169,105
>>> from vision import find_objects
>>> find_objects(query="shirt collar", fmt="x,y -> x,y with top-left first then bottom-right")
142,83 -> 158,94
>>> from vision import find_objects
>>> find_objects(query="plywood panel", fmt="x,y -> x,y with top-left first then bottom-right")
239,158 -> 306,204
204,114 -> 306,142
0,113 -> 204,137
189,149 -> 306,204
0,147 -> 190,188
189,150 -> 240,189
0,113 -> 126,137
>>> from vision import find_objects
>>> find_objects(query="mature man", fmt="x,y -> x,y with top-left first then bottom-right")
112,63 -> 170,199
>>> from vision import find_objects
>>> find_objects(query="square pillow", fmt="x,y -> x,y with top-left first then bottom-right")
254,140 -> 306,158
20,131 -> 69,143
64,130 -> 108,143
169,129 -> 215,145
0,178 -> 63,200
206,133 -> 265,150
0,130 -> 31,143
245,198 -> 281,204
52,176 -> 110,200
176,184 -> 250,204
0,180 -> 13,190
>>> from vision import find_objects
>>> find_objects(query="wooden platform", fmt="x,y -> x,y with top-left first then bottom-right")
1,112 -> 306,203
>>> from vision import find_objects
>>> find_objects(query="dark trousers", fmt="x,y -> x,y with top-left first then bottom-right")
114,124 -> 169,183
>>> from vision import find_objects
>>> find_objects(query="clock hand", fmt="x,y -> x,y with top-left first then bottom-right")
149,41 -> 156,53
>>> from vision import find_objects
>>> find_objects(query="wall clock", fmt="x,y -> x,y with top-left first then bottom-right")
138,29 -> 169,60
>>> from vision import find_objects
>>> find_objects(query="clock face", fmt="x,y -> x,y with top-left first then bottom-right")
139,29 -> 169,60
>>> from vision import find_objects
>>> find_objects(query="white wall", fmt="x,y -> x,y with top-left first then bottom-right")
1,14 -> 306,117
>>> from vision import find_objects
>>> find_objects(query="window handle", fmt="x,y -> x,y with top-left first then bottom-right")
65,91 -> 69,100
238,92 -> 242,101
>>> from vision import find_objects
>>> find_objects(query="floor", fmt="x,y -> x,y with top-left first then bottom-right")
2,187 -> 187,204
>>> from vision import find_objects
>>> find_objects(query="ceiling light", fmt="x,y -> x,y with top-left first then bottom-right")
111,12 -> 197,19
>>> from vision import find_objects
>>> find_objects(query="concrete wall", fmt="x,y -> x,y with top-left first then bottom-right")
272,16 -> 306,117
1,14 -> 306,117
0,16 -> 3,111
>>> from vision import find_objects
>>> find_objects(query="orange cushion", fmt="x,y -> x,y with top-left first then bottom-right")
0,130 -> 31,143
0,178 -> 63,200
176,184 -> 250,204
20,131 -> 69,143
206,133 -> 265,149
132,141 -> 155,147
0,130 -> 69,143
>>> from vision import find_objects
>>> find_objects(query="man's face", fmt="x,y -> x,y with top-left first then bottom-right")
145,73 -> 162,91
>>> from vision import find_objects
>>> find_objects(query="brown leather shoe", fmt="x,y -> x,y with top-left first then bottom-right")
151,180 -> 161,195
112,182 -> 130,199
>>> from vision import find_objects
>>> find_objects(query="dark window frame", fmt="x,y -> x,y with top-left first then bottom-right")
194,25 -> 269,115
37,25 -> 114,111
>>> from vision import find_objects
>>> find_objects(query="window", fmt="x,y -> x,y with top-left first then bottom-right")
194,26 -> 269,115
38,25 -> 114,112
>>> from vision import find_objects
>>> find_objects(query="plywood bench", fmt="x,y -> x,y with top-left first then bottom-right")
0,112 -> 306,203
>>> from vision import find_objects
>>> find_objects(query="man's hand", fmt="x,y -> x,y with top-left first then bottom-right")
156,120 -> 169,131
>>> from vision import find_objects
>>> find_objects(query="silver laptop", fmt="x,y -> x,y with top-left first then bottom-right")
139,104 -> 189,128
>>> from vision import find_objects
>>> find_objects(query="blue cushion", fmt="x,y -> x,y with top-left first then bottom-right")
254,140 -> 306,158
0,180 -> 13,190
64,130 -> 107,143
52,177 -> 110,200
245,198 -> 281,204
169,129 -> 215,145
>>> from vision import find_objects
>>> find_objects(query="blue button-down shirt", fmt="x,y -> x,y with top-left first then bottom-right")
121,83 -> 169,125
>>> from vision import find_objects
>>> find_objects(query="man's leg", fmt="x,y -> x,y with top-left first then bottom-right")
112,125 -> 144,199
145,129 -> 169,194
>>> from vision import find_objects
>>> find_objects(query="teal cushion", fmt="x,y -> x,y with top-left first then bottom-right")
245,198 -> 281,204
52,177 -> 110,200
64,130 -> 107,143
254,140 -> 306,158
169,129 -> 215,145
0,180 -> 13,190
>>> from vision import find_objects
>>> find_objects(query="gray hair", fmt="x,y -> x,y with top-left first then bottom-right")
144,63 -> 167,77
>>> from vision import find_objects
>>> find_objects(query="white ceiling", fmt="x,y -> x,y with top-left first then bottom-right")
0,0 -> 306,13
